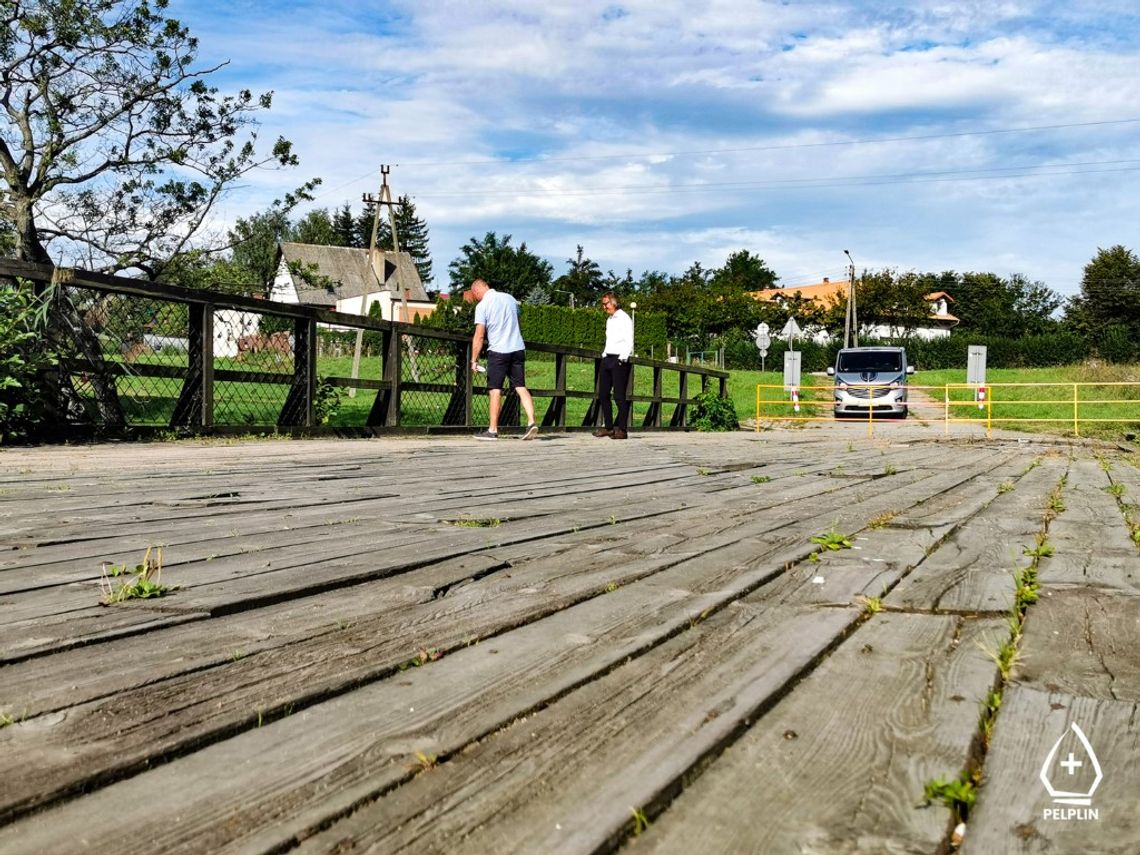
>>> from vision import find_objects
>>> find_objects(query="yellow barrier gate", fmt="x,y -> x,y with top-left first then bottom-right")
755,382 -> 1140,438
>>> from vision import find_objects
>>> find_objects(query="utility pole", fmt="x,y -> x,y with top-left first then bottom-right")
362,164 -> 408,324
844,249 -> 858,348
350,166 -> 408,395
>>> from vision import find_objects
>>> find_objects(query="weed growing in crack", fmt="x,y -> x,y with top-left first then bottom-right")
408,751 -> 438,772
869,511 -> 897,529
399,648 -> 443,671
451,517 -> 501,528
99,547 -> 171,604
630,807 -> 651,836
751,475 -> 771,484
997,480 -> 1015,495
922,772 -> 978,815
811,527 -> 854,551
979,689 -> 1002,748
1022,537 -> 1055,559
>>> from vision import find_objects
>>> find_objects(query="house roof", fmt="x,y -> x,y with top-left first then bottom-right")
278,242 -> 429,307
747,279 -> 959,324
748,279 -> 850,304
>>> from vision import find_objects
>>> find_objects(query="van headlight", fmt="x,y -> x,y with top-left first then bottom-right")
838,382 -> 848,390
890,381 -> 900,388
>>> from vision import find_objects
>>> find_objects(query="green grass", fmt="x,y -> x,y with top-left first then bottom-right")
730,363 -> 1140,437
916,365 -> 1140,438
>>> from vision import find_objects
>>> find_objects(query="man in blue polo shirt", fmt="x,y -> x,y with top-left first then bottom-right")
470,278 -> 538,440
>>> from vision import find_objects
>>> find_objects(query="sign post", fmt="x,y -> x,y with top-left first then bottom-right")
781,317 -> 803,414
781,316 -> 801,352
753,322 -> 771,372
968,345 -> 987,410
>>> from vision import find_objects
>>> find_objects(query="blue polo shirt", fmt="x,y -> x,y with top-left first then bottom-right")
474,288 -> 526,353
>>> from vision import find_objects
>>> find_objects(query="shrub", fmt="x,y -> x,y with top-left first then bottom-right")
1,282 -> 57,443
1098,325 -> 1135,364
690,389 -> 740,431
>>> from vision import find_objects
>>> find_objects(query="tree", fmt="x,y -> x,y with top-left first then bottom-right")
157,250 -> 259,295
447,232 -> 552,299
925,271 -> 1062,337
290,208 -> 339,246
710,250 -> 777,294
0,0 -> 313,278
332,204 -> 358,248
850,270 -> 933,338
552,245 -> 603,306
376,195 -> 432,285
227,207 -> 290,292
1065,245 -> 1140,339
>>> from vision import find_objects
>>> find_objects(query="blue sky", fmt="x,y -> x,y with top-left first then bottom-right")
171,0 -> 1140,295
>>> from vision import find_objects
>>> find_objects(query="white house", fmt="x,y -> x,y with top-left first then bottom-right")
269,242 -> 435,322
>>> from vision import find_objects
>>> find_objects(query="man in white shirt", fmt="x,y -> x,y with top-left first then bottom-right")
597,291 -> 633,439
470,278 -> 538,440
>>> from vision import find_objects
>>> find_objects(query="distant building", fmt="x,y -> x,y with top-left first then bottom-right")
269,242 -> 435,322
747,278 -> 960,341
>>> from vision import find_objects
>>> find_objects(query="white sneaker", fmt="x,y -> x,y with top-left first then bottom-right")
522,424 -> 539,440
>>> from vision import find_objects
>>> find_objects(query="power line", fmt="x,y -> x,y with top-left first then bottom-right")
392,118 -> 1140,168
407,159 -> 1140,200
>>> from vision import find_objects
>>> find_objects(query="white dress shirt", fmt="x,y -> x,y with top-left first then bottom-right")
604,308 -> 633,361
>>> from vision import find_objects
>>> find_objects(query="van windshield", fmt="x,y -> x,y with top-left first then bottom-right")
837,351 -> 902,373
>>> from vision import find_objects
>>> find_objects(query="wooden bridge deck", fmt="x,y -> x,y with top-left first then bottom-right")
1,426 -> 1137,854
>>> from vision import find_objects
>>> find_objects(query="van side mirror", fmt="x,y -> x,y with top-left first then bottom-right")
826,366 -> 835,376
906,365 -> 915,375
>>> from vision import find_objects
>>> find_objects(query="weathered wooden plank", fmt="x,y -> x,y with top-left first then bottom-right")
886,457 -> 1067,612
1040,459 -> 1140,592
963,685 -> 1139,854
290,602 -> 863,855
0,456 -> 992,825
1015,587 -> 1140,702
0,450 -> 974,659
0,566 -> 855,851
637,614 -> 1005,855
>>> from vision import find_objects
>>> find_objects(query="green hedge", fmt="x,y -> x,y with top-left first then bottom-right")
718,329 -> 1091,372
518,304 -> 667,353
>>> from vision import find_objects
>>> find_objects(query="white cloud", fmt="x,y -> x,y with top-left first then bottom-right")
171,0 -> 1140,294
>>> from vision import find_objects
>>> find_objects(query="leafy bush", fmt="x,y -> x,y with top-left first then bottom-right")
314,376 -> 344,425
1097,325 -> 1135,364
1,283 -> 57,443
690,389 -> 740,431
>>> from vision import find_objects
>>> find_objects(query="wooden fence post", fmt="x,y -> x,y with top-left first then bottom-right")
171,302 -> 214,428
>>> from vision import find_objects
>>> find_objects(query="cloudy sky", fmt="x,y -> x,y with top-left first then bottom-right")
171,0 -> 1140,295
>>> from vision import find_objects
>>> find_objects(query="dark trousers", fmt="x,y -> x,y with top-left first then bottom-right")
599,354 -> 632,430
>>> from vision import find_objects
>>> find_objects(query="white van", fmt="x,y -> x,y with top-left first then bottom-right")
826,346 -> 914,418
